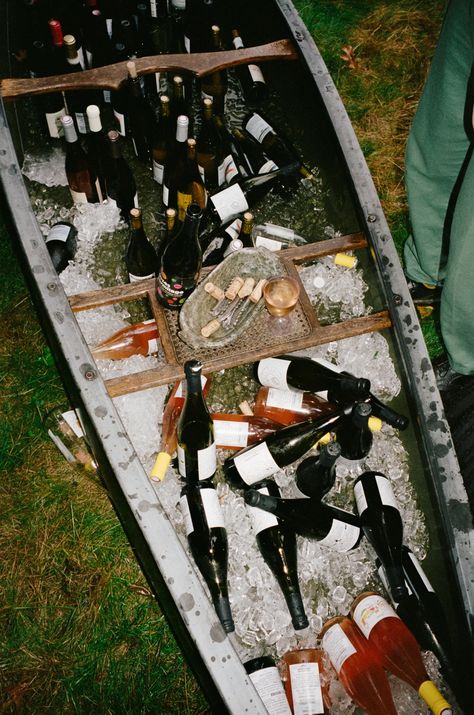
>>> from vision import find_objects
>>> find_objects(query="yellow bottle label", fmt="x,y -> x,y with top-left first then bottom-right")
418,680 -> 452,715
177,191 -> 193,222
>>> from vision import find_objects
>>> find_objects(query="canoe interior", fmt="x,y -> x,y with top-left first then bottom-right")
1,0 -> 473,711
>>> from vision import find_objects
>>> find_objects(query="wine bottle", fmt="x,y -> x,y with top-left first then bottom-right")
246,480 -> 308,629
124,61 -> 159,164
214,115 -> 252,185
239,211 -> 254,248
45,221 -> 78,273
156,202 -> 203,308
351,592 -> 452,715
196,98 -> 223,191
335,402 -> 373,461
54,2 -> 86,67
176,359 -> 216,483
170,75 -> 192,135
211,413 -> 281,450
85,9 -> 114,103
175,138 -> 208,222
126,208 -> 158,281
231,28 -> 268,104
295,441 -> 341,499
48,19 -> 70,76
85,104 -> 108,201
320,615 -> 398,715
201,217 -> 243,266
252,223 -> 307,251
136,0 -> 170,98
104,129 -> 138,221
61,115 -> 101,204
253,355 -> 370,402
162,114 -> 189,208
329,387 -> 409,431
151,95 -> 173,184
280,648 -> 330,715
231,127 -> 277,175
183,0 -> 223,53
63,34 -> 97,134
43,404 -> 97,474
91,318 -> 159,360
244,490 -> 361,551
243,656 -> 292,715
27,39 -> 66,141
200,25 -> 227,115
353,471 -> 408,602
180,481 -> 234,632
253,385 -> 336,426
223,409 -> 345,489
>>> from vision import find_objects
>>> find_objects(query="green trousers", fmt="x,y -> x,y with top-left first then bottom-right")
404,0 -> 474,374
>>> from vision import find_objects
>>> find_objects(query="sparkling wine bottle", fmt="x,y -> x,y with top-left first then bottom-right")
200,25 -> 227,115
243,656 -> 292,715
180,481 -> 234,632
351,592 -> 452,715
61,115 -> 101,204
280,648 -> 330,715
353,471 -> 408,602
211,413 -> 281,450
151,95 -> 173,184
45,221 -> 78,274
174,138 -> 208,222
244,490 -> 361,552
223,409 -> 345,489
246,480 -> 308,630
335,401 -> 373,461
91,319 -> 159,360
126,208 -> 158,281
320,615 -> 398,715
253,385 -> 336,426
196,97 -> 223,191
176,360 -> 216,483
295,441 -> 341,499
231,28 -> 268,104
104,129 -> 138,221
156,202 -> 203,309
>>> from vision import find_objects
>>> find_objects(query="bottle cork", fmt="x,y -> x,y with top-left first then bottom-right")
334,253 -> 358,269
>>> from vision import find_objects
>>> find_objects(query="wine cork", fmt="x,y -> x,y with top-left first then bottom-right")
201,318 -> 221,337
225,276 -> 244,299
239,400 -> 254,416
127,60 -> 138,79
311,432 -> 332,450
368,416 -> 383,432
238,277 -> 256,298
204,282 -> 225,300
418,681 -> 451,715
249,278 -> 268,303
150,451 -> 171,481
334,252 -> 358,268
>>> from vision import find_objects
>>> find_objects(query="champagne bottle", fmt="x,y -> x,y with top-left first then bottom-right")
124,61 -> 159,164
246,480 -> 308,630
85,104 -> 108,201
91,319 -> 159,360
201,217 -> 243,267
175,138 -> 208,222
223,409 -> 345,489
162,114 -> 189,208
200,25 -> 227,115
126,208 -> 158,281
196,98 -> 223,191
253,355 -> 370,402
211,413 -> 281,450
295,441 -> 341,499
231,29 -> 268,104
320,615 -> 398,715
151,375 -> 211,481
351,592 -> 452,715
63,34 -> 97,134
244,490 -> 361,551
27,39 -> 66,140
151,95 -> 173,184
335,402 -> 373,461
253,385 -> 336,426
176,360 -> 216,483
231,127 -> 277,175
243,656 -> 292,715
353,471 -> 408,602
156,202 -> 203,309
104,129 -> 138,221
61,115 -> 101,204
180,481 -> 234,632
45,221 -> 78,274
280,648 -> 330,715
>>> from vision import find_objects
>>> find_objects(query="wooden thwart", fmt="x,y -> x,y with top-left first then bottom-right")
68,233 -> 392,398
0,39 -> 298,100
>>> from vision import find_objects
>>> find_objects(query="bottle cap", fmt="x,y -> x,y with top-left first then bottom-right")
368,416 -> 382,432
150,452 -> 172,481
86,104 -> 101,132
127,61 -> 138,79
334,252 -> 358,268
49,19 -> 63,47
63,34 -> 76,47
418,681 -> 452,715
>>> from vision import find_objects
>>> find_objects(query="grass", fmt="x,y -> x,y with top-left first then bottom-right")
1,2 -> 446,712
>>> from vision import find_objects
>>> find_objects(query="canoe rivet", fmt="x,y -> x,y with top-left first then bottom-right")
47,282 -> 57,292
85,369 -> 97,380
393,293 -> 402,306
367,213 -> 377,223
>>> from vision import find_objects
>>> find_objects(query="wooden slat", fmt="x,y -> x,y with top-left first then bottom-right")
0,40 -> 298,100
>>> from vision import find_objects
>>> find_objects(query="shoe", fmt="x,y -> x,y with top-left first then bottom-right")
432,354 -> 474,392
406,280 -> 442,318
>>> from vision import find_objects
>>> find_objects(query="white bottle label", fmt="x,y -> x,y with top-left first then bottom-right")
234,441 -> 280,485
172,0 -> 186,10
177,442 -> 216,480
289,662 -> 325,715
245,114 -> 272,143
266,387 -> 304,411
222,154 -> 239,185
213,419 -> 250,448
180,488 -> 224,536
153,159 -> 165,184
354,474 -> 398,516
248,667 -> 292,715
184,34 -> 191,53
249,64 -> 265,84
255,236 -> 283,251
258,159 -> 278,174
150,0 -> 158,17
211,184 -> 249,223
75,112 -> 88,134
62,409 -> 84,438
321,623 -> 357,674
232,36 -> 244,50
162,183 -> 169,206
352,594 -> 399,639
129,272 -> 155,282
69,188 -> 88,204
45,224 -> 70,243
114,110 -> 126,136
147,337 -> 159,354
155,72 -> 167,94
225,218 -> 243,240
247,486 -> 278,533
46,107 -> 66,139
318,519 -> 360,552
86,49 -> 93,68
257,358 -> 291,390
106,18 -> 112,38
103,89 -> 111,104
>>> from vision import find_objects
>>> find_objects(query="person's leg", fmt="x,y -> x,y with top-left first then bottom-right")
404,0 -> 474,286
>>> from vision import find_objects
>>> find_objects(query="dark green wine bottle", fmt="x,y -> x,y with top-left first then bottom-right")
335,402 -> 373,461
295,441 -> 341,499
126,208 -> 157,281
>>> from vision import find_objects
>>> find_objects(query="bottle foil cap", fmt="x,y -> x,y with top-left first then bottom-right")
150,452 -> 172,481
